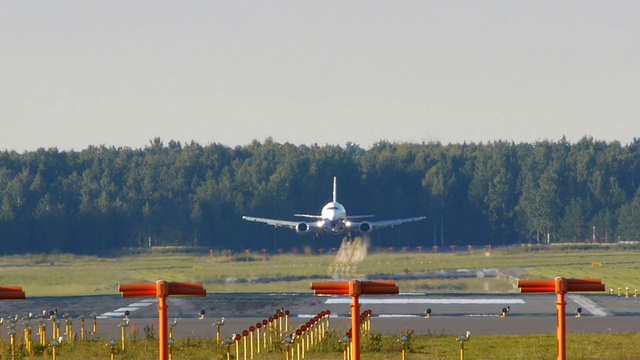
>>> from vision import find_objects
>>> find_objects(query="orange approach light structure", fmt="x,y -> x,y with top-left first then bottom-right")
119,281 -> 206,360
0,286 -> 25,300
518,277 -> 605,360
311,280 -> 399,360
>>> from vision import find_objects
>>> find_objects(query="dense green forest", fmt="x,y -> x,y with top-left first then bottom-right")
1,136 -> 640,255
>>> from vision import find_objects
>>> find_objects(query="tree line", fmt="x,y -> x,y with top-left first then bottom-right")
1,136 -> 640,255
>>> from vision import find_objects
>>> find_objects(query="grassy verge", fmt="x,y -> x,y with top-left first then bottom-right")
0,244 -> 639,296
2,331 -> 639,359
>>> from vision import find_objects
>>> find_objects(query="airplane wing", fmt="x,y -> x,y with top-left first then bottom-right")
242,216 -> 325,233
242,216 -> 300,229
293,213 -> 323,219
352,216 -> 426,230
347,215 -> 376,220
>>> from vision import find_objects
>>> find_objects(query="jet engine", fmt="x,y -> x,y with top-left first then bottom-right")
358,222 -> 372,233
296,223 -> 310,234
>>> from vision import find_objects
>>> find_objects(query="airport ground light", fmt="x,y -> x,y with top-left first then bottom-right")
399,334 -> 408,360
457,331 -> 471,360
425,308 -> 432,318
50,339 -> 60,360
224,308 -> 300,359
90,312 -> 98,338
168,318 -> 177,340
340,332 -> 351,360
397,328 -> 415,360
224,336 -> 233,360
78,314 -> 86,340
300,325 -> 308,359
255,321 -> 262,353
575,307 -> 582,318
248,325 -> 256,359
52,316 -> 61,343
608,286 -> 639,298
288,310 -> 332,359
241,328 -> 249,360
500,306 -> 510,318
23,316 -> 33,354
214,317 -> 226,346
261,319 -> 269,351
233,333 -> 241,359
9,316 -> 17,360
63,313 -> 74,341
168,338 -> 175,360
107,339 -> 117,360
0,310 -> 93,358
38,318 -> 48,347
284,335 -> 293,360
120,317 -> 130,351
338,309 -> 372,360
216,308 -> 328,360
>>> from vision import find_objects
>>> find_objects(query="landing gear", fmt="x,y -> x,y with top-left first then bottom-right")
314,233 -> 321,241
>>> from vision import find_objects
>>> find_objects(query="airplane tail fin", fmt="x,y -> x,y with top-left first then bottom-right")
333,176 -> 337,203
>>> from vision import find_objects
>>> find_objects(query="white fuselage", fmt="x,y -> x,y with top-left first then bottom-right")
319,202 -> 348,233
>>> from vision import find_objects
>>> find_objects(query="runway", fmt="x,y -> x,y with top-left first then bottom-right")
1,292 -> 639,340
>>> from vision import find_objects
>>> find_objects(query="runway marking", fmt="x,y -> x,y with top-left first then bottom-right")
298,313 -> 502,318
567,294 -> 608,317
324,298 -> 526,305
99,299 -> 156,318
113,307 -> 143,312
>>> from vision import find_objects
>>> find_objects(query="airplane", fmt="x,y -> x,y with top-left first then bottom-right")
242,177 -> 426,240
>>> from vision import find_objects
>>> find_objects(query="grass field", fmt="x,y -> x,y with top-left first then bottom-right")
1,243 -> 640,358
1,329 -> 639,359
1,243 -> 639,296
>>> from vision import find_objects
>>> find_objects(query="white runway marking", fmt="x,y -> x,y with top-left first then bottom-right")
324,298 -> 526,305
113,307 -> 144,312
100,299 -> 156,318
567,294 -> 608,317
99,312 -> 127,318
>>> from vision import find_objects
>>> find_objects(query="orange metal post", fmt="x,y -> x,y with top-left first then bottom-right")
349,280 -> 362,360
0,286 -> 24,292
0,286 -> 26,300
119,280 -> 205,360
518,277 -> 604,360
555,277 -> 567,360
157,280 -> 169,360
312,280 -> 398,360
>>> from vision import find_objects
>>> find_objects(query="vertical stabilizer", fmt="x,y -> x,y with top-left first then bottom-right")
333,176 -> 337,203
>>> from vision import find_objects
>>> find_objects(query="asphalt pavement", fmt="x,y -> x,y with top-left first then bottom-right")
1,292 -> 639,341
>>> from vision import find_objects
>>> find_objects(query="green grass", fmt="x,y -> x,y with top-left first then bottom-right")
2,330 -> 640,359
1,244 -> 639,296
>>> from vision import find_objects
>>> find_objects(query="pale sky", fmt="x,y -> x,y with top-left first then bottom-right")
1,1 -> 639,152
